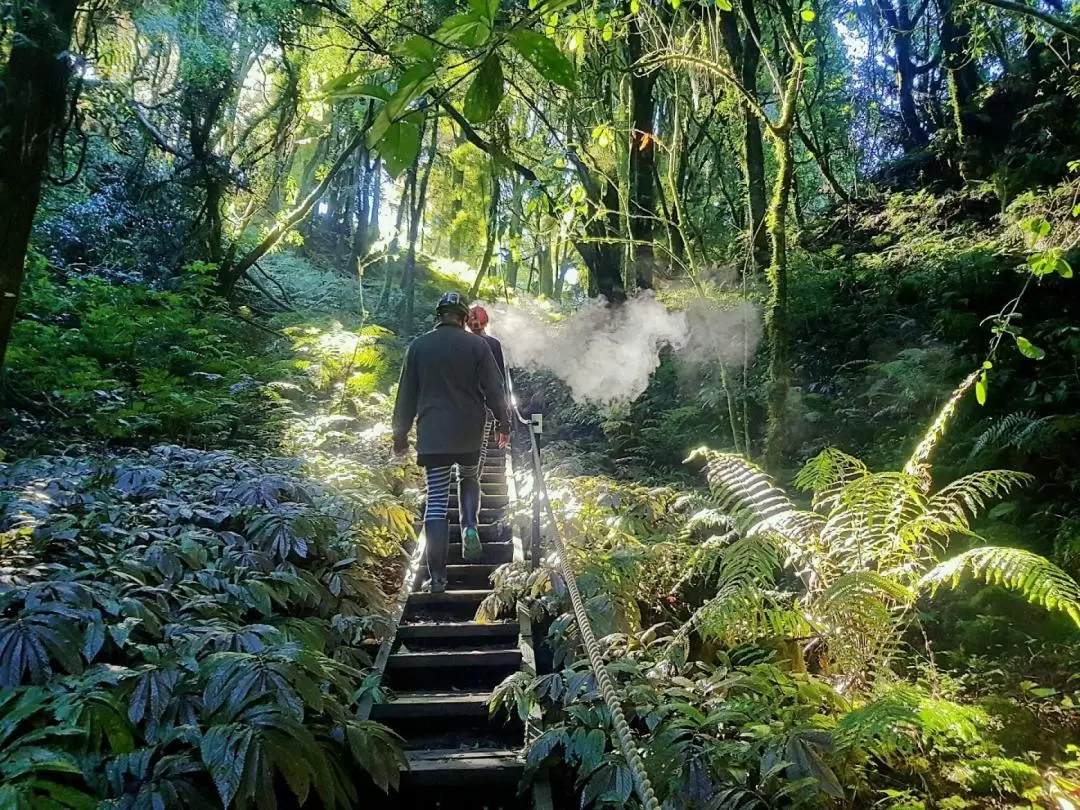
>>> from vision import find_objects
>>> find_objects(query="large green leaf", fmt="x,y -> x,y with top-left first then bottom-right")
467,0 -> 500,23
378,121 -> 423,180
366,63 -> 437,149
463,55 -> 505,124
434,12 -> 491,47
508,30 -> 577,91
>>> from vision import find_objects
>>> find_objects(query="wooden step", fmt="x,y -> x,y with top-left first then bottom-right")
397,620 -> 519,649
449,493 -> 510,509
446,508 -> 508,525
388,649 -> 522,670
404,747 -> 523,788
449,523 -> 509,543
448,539 -> 513,563
407,589 -> 490,610
371,690 -> 490,720
417,564 -> 499,589
386,648 -> 522,690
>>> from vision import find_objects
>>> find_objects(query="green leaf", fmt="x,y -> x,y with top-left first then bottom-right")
377,121 -> 422,180
715,0 -> 733,9
1021,216 -> 1052,238
468,0 -> 500,24
614,765 -> 634,803
1056,257 -> 1073,278
392,35 -> 438,65
463,55 -> 505,124
1015,335 -> 1046,360
366,63 -> 437,149
321,71 -> 365,94
982,360 -> 993,369
433,12 -> 491,47
800,7 -> 816,20
509,30 -> 577,90
976,371 -> 988,406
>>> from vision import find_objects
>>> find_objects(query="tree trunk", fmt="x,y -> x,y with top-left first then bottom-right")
719,1 -> 768,267
942,0 -> 980,146
402,117 -> 438,334
627,9 -> 658,290
877,0 -> 930,150
0,0 -> 78,375
763,65 -> 804,472
470,169 -> 501,297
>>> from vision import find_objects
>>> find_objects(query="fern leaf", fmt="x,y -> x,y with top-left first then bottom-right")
923,470 -> 1033,531
903,369 -> 981,489
795,448 -> 869,509
920,547 -> 1080,626
970,412 -> 1048,458
697,451 -> 822,543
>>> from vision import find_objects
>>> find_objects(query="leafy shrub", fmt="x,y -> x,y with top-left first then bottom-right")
4,258 -> 290,447
0,444 -> 413,807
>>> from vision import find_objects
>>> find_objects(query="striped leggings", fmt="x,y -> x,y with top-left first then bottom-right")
424,463 -> 480,521
478,410 -> 493,470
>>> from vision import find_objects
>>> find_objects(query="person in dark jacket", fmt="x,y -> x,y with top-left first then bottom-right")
466,304 -> 507,472
392,292 -> 510,593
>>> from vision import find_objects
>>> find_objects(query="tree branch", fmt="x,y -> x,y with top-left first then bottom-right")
219,129 -> 366,294
974,0 -> 1080,39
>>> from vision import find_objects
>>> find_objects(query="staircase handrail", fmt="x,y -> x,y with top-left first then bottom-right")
511,369 -> 661,810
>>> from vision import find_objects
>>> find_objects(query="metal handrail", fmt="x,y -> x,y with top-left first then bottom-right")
509,370 -> 661,810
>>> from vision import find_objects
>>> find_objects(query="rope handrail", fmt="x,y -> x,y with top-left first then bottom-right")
512,370 -> 661,810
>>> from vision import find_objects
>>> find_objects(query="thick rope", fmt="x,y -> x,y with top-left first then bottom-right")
527,432 -> 662,810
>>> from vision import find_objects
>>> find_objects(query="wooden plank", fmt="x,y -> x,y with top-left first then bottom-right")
371,691 -> 490,719
397,621 -> 519,640
387,649 -> 522,669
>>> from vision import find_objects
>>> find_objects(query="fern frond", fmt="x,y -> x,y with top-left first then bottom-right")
969,412 -> 1057,458
717,534 -> 783,592
697,451 -> 823,543
819,472 -> 927,573
835,687 -> 985,759
795,448 -> 869,510
923,470 -> 1033,532
819,571 -> 915,611
920,547 -> 1080,627
811,572 -> 914,674
696,586 -> 811,646
903,369 -> 981,490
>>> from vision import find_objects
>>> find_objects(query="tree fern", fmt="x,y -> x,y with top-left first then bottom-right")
920,547 -> 1080,626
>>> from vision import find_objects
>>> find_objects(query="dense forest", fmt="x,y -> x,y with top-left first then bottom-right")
2,0 -> 1080,804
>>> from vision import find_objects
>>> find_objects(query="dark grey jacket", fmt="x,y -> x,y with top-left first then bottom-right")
392,324 -> 510,455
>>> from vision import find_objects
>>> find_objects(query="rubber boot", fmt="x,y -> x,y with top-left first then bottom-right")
423,519 -> 448,593
458,476 -> 483,560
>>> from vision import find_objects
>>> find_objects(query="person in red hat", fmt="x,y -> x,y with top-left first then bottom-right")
466,304 -> 507,473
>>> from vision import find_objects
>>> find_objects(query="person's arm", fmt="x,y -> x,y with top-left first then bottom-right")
391,343 -> 418,452
477,341 -> 511,436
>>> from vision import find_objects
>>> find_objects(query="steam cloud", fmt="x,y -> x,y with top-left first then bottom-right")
485,294 -> 761,408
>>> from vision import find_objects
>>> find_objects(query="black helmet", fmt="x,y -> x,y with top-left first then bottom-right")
435,291 -> 469,319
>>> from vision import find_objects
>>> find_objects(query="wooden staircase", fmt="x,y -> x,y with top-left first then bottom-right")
371,447 -> 534,808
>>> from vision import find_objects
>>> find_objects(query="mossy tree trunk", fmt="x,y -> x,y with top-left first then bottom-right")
763,60 -> 805,472
0,0 -> 78,375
